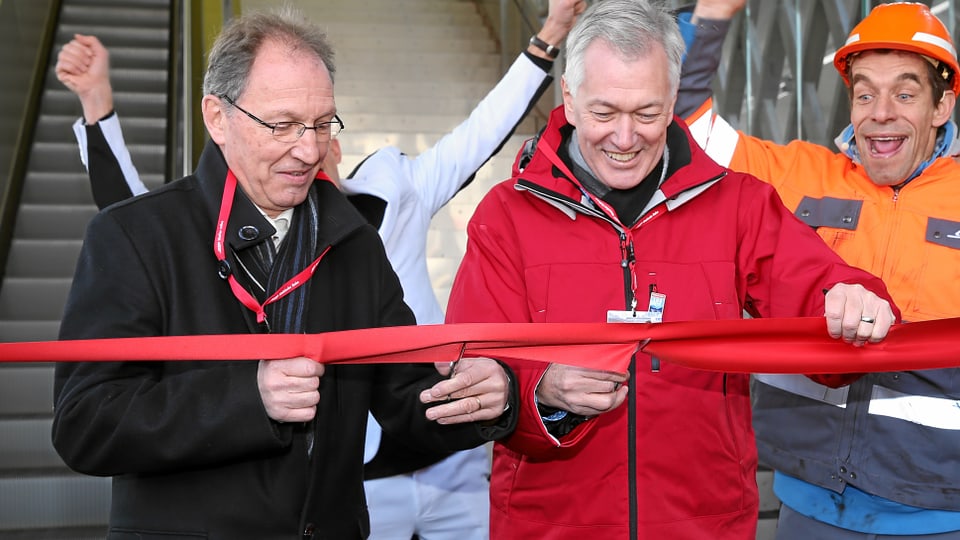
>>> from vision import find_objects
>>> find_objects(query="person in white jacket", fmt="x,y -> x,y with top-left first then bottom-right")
54,1 -> 585,538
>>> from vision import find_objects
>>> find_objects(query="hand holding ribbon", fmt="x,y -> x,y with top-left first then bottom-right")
421,357 -> 509,425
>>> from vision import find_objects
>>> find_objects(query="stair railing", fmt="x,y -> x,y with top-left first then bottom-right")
0,0 -> 62,294
169,0 -> 239,179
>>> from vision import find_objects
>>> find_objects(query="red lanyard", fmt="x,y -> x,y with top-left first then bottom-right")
538,142 -> 669,310
214,170 -> 332,325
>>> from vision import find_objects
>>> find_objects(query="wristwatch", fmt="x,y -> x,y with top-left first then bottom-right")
529,35 -> 560,59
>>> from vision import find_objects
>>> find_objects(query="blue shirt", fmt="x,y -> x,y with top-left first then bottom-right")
775,472 -> 960,534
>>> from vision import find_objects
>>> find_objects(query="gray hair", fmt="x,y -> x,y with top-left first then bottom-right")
202,5 -> 336,100
564,0 -> 685,97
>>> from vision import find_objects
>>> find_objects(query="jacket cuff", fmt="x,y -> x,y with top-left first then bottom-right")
475,361 -> 520,440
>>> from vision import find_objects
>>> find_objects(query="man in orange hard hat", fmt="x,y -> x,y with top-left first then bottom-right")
681,1 -> 960,538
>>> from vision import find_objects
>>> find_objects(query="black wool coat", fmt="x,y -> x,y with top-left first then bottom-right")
52,141 -> 507,540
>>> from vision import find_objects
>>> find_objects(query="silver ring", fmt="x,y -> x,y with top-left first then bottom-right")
474,396 -> 482,411
860,316 -> 876,324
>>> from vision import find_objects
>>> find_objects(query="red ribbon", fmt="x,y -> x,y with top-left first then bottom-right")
2,317 -> 959,374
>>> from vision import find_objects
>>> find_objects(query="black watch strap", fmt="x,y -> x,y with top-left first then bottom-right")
529,35 -> 560,59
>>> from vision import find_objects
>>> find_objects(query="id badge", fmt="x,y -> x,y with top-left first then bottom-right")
648,291 -> 665,321
607,310 -> 659,323
606,290 -> 666,324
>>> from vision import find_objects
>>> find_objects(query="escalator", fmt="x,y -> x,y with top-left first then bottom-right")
0,0 -> 172,536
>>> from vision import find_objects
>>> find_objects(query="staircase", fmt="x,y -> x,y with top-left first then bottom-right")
0,0 -> 171,537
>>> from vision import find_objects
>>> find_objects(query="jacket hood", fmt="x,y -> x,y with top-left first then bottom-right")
517,106 -> 728,207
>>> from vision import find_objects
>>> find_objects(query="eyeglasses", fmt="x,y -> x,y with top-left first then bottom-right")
220,94 -> 344,143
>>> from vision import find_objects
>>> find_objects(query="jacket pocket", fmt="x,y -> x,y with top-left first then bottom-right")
906,227 -> 960,319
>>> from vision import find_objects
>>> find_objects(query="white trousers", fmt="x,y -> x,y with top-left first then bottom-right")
364,445 -> 491,540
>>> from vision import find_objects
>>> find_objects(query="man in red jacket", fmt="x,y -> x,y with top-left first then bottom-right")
445,1 -> 897,538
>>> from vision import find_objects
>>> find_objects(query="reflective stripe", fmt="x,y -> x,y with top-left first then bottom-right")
687,111 -> 712,150
868,385 -> 960,430
687,107 -> 739,168
754,373 -> 849,407
913,31 -> 958,61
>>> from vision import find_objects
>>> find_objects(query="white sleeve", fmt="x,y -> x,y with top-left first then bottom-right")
72,113 -> 149,196
408,53 -> 552,215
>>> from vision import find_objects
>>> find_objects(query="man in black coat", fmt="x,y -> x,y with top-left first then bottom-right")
52,7 -> 515,539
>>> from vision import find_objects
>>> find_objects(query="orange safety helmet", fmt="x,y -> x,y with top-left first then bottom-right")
833,2 -> 960,95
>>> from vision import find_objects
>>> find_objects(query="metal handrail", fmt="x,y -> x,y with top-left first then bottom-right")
167,0 -> 239,179
167,0 -> 184,180
0,0 -> 62,292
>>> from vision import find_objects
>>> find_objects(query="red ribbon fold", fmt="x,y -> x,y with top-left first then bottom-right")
3,317 -> 959,374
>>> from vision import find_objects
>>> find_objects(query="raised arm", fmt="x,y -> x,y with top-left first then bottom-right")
674,0 -> 745,120
55,34 -> 148,209
392,0 -> 587,214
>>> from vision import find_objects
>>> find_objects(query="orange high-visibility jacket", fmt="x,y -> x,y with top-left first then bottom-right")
689,101 -> 960,323
688,101 -> 960,512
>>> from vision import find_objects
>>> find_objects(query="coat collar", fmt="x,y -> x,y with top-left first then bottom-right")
519,106 -> 728,204
193,140 -> 369,254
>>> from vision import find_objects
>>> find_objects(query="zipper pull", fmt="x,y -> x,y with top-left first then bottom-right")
619,231 -> 630,268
